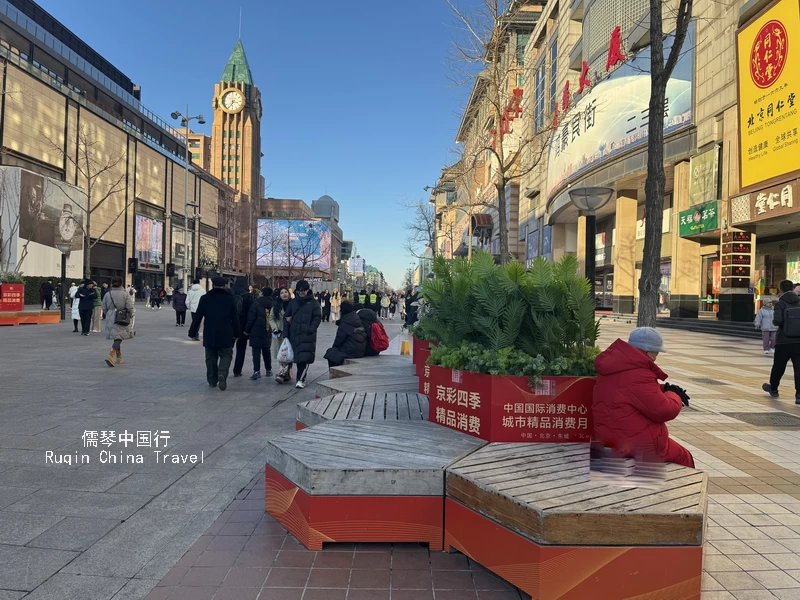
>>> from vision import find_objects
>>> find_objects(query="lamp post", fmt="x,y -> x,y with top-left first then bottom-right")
170,107 -> 205,293
568,186 -> 614,304
55,242 -> 71,321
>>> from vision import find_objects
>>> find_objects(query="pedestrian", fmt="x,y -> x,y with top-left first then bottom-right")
399,293 -> 406,322
330,289 -> 341,323
272,287 -> 292,383
68,282 -> 78,302
55,282 -> 62,308
324,302 -> 367,368
188,276 -> 242,390
100,282 -> 109,300
150,287 -> 160,310
755,300 -> 777,355
77,280 -> 96,336
40,280 -> 53,310
405,287 -> 420,328
173,286 -> 188,326
380,293 -> 390,319
285,279 -> 322,389
763,279 -> 800,402
144,285 -> 151,307
389,293 -> 398,320
321,291 -> 332,322
232,279 -> 255,378
794,283 -> 800,296
593,327 -> 694,468
70,284 -> 80,333
245,287 -> 274,380
159,287 -> 166,307
102,276 -> 134,367
166,285 -> 174,305
90,281 -> 103,332
187,279 -> 206,341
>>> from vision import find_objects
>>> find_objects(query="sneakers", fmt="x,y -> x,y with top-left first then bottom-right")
265,369 -> 273,377
209,381 -> 217,388
770,348 -> 775,354
295,380 -> 306,389
764,350 -> 771,355
233,372 -> 243,378
762,383 -> 779,398
218,376 -> 227,391
250,371 -> 261,381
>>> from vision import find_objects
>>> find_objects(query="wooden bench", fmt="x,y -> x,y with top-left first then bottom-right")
445,443 -> 707,600
316,375 -> 419,397
265,420 -> 485,550
329,363 -> 417,379
296,392 -> 429,429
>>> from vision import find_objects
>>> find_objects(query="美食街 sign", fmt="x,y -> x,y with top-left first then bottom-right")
679,202 -> 718,236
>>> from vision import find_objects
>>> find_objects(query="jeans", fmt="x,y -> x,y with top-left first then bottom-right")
762,330 -> 777,351
252,347 -> 271,372
769,343 -> 800,394
233,337 -> 249,375
295,362 -> 309,383
79,309 -> 93,334
205,346 -> 233,385
176,310 -> 186,325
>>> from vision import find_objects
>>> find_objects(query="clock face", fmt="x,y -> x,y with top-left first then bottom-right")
221,90 -> 244,113
59,215 -> 75,241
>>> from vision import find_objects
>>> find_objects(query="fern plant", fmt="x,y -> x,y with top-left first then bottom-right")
418,251 -> 600,377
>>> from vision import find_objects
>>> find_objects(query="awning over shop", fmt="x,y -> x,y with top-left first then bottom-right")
471,214 -> 493,234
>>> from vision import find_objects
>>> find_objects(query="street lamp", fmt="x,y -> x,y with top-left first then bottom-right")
55,242 -> 71,321
171,107 -> 205,292
568,186 -> 614,304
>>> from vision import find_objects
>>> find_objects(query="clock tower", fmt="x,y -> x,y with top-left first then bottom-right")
210,40 -> 262,200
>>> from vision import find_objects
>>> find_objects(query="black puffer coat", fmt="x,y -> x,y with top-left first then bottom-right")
245,295 -> 274,349
187,288 -> 242,348
287,294 -> 322,364
327,311 -> 367,362
357,308 -> 380,356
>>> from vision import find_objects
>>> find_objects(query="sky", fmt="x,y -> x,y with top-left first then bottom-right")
38,0 -> 474,288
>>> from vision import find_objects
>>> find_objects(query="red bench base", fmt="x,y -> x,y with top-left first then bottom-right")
295,421 -> 308,431
0,312 -> 60,326
444,498 -> 702,600
265,466 -> 444,551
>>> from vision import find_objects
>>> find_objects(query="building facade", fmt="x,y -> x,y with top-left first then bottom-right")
188,132 -> 212,172
439,0 -> 794,321
311,194 -> 344,275
0,0 -> 244,290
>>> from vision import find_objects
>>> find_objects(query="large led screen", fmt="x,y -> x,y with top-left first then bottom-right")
135,214 -> 164,266
256,220 -> 331,271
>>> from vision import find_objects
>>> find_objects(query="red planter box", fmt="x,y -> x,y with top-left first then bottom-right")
420,364 -> 595,443
412,336 -> 432,378
0,284 -> 24,312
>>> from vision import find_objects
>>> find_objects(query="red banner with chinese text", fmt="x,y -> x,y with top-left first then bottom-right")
0,284 -> 24,312
420,364 -> 595,443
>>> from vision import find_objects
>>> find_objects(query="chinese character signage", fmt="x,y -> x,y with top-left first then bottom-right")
689,147 -> 719,206
737,0 -> 800,190
0,284 -> 24,312
679,202 -> 718,236
730,179 -> 798,224
547,25 -> 694,198
421,364 -> 595,443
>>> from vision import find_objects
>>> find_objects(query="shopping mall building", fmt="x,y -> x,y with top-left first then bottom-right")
435,0 -> 799,322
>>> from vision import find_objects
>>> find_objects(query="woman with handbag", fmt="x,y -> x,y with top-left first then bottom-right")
271,287 -> 293,383
101,277 -> 135,367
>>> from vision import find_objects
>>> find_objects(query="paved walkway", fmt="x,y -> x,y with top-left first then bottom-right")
0,304 -> 398,600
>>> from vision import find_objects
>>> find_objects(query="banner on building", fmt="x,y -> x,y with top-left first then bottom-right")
679,202 -> 718,236
730,179 -> 798,224
737,0 -> 800,190
689,146 -> 719,206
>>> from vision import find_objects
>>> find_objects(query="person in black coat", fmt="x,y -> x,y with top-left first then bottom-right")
357,306 -> 380,356
232,278 -> 255,377
188,277 -> 242,390
77,280 -> 96,335
244,287 -> 274,380
324,302 -> 366,368
285,279 -> 322,389
41,280 -> 54,310
321,290 -> 332,322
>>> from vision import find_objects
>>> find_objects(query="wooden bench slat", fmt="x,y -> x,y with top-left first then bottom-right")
397,394 -> 411,420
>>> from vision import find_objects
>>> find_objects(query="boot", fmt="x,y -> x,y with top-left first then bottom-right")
105,350 -> 116,368
115,349 -> 123,365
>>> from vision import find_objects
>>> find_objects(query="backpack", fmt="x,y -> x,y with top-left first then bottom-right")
784,304 -> 800,337
370,321 -> 389,352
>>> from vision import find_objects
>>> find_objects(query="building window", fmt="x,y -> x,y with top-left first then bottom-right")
516,32 -> 531,66
189,142 -> 200,148
236,167 -> 240,172
534,60 -> 545,132
191,153 -> 200,160
268,212 -> 273,217
549,39 -> 558,113
236,130 -> 241,138
446,190 -> 456,205
236,178 -> 240,185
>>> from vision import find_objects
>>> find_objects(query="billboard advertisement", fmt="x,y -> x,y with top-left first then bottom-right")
349,257 -> 366,275
737,0 -> 800,190
256,219 -> 331,272
546,25 -> 694,198
135,214 -> 164,267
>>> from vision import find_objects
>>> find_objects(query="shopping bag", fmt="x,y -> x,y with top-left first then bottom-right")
277,338 -> 294,364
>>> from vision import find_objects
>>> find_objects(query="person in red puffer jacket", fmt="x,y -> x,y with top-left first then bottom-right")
593,327 -> 694,468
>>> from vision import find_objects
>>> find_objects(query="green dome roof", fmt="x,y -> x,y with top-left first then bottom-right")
221,39 -> 253,85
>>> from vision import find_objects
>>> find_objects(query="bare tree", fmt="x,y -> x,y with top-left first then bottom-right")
289,223 -> 328,282
255,219 -> 285,287
403,267 -> 414,290
402,199 -> 437,260
49,126 -> 128,278
0,168 -> 24,272
448,0 -> 556,263
637,0 -> 693,327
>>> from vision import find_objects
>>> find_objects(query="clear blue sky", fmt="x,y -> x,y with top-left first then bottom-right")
38,0 -> 472,287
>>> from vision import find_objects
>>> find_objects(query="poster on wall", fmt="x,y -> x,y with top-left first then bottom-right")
787,253 -> 800,282
542,225 -> 552,256
689,146 -> 719,206
526,230 -> 539,267
737,0 -> 800,190
546,25 -> 694,197
135,214 -> 164,267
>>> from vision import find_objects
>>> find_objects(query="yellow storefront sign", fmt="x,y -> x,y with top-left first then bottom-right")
737,0 -> 800,190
